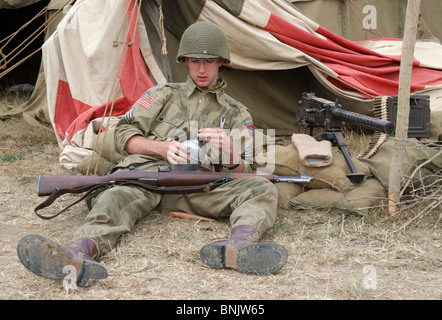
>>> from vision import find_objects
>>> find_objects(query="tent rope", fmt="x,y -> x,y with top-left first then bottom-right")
86,0 -> 143,176
418,14 -> 434,38
0,6 -> 46,69
0,49 -> 6,71
159,5 -> 168,54
112,0 -> 132,48
0,0 -> 75,79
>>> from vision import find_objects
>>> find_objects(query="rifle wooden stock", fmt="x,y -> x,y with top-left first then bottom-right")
37,171 -> 313,197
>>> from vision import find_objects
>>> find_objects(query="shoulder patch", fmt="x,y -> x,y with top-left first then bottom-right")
136,92 -> 155,110
244,120 -> 255,138
123,107 -> 135,123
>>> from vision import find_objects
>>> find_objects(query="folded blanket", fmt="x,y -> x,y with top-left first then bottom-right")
292,133 -> 333,167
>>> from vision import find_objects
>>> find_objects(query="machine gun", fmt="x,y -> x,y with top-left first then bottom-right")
297,92 -> 395,184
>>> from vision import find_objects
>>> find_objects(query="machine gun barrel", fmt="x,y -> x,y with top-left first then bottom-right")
331,108 -> 395,135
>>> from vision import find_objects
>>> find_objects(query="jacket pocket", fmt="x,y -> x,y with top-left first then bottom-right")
150,115 -> 187,141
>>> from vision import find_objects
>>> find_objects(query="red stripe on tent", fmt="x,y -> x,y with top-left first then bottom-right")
262,13 -> 442,97
53,80 -> 81,140
54,80 -> 136,142
263,14 -> 395,66
64,96 -> 135,143
120,0 -> 153,99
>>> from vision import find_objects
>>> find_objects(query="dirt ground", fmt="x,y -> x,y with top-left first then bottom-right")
0,108 -> 441,301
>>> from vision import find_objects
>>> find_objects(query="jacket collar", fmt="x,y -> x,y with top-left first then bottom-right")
185,76 -> 227,98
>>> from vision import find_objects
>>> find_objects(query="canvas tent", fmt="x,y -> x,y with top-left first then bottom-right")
3,0 -> 442,138
1,0 -> 441,212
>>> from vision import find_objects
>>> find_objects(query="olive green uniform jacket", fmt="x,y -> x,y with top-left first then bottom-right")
73,78 -> 277,256
113,77 -> 254,172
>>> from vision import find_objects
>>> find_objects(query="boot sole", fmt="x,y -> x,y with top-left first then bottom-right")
200,242 -> 288,275
17,234 -> 108,287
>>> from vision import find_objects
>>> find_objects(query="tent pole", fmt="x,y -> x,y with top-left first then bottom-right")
388,0 -> 421,214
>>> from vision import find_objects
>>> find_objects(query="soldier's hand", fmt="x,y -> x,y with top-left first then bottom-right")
198,128 -> 241,166
197,128 -> 230,152
166,141 -> 190,165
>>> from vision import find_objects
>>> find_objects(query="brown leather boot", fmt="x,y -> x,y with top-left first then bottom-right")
17,234 -> 108,287
200,225 -> 288,275
64,237 -> 99,262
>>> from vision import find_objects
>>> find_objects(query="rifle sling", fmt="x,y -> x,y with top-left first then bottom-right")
34,177 -> 229,220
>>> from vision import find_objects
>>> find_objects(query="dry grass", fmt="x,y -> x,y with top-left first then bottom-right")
0,94 -> 441,300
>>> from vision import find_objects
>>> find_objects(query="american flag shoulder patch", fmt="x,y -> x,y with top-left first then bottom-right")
136,92 -> 155,110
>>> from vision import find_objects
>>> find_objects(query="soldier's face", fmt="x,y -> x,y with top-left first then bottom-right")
185,58 -> 224,88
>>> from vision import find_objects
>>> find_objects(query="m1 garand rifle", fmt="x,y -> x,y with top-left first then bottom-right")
297,92 -> 395,184
35,167 -> 313,219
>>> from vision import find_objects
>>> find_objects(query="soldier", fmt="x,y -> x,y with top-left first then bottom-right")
17,21 -> 288,287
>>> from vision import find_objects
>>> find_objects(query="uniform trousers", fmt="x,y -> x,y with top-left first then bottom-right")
72,176 -> 278,257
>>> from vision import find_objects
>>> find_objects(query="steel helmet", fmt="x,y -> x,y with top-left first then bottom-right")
176,21 -> 231,64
